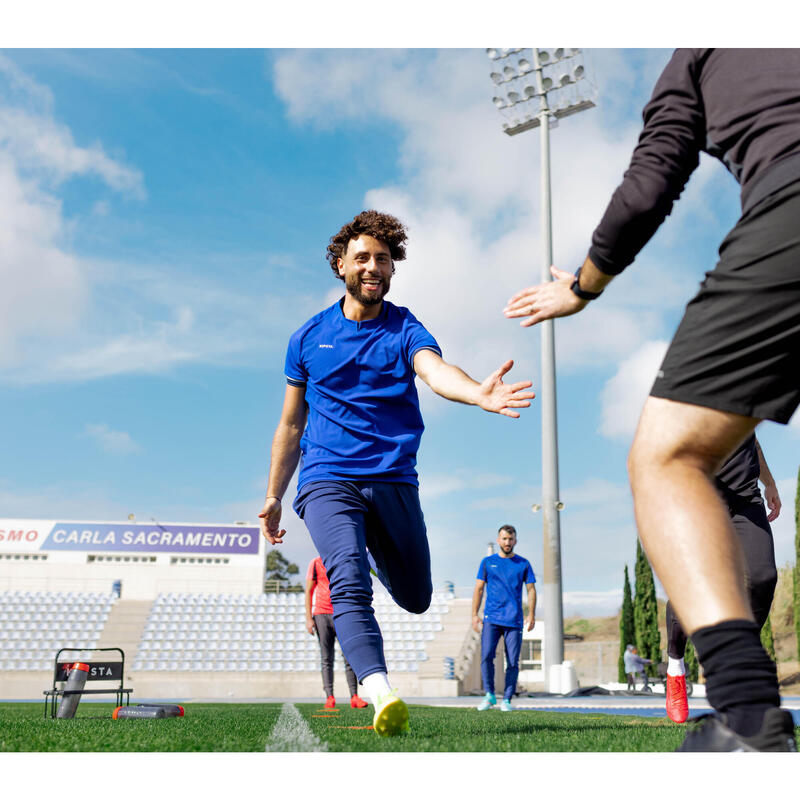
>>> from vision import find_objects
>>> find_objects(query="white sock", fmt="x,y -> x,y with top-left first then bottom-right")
361,671 -> 392,707
667,657 -> 685,676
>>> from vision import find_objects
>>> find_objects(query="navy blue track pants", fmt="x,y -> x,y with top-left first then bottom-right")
294,480 -> 432,682
480,621 -> 522,700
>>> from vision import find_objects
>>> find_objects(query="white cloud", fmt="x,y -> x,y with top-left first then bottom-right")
0,155 -> 88,364
599,339 -> 669,441
83,423 -> 141,454
0,56 -> 145,379
0,107 -> 145,197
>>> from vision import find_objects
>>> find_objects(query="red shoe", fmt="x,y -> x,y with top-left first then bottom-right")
350,694 -> 368,709
666,674 -> 689,724
324,695 -> 336,709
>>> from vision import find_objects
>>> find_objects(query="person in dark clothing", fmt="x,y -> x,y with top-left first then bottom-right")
664,435 -> 780,724
504,48 -> 800,751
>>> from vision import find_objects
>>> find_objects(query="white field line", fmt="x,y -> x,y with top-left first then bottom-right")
265,702 -> 328,752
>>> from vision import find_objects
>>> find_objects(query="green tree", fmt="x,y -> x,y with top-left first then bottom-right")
265,550 -> 300,592
795,466 -> 800,664
760,614 -> 776,662
634,539 -> 661,674
684,638 -> 699,683
618,565 -> 635,682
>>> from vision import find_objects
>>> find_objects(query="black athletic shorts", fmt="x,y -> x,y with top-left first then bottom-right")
651,178 -> 800,423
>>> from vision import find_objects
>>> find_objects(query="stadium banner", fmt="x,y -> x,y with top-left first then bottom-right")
0,519 -> 259,555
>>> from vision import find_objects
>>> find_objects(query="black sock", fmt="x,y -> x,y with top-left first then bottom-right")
691,619 -> 779,737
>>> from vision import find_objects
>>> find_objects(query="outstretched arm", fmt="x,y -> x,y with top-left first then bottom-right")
755,436 -> 781,522
503,257 -> 613,327
258,384 -> 308,545
413,349 -> 535,418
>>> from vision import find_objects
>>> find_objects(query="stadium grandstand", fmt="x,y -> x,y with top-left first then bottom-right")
0,518 -> 552,700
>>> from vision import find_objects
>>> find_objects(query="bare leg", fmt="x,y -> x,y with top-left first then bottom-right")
627,397 -> 758,634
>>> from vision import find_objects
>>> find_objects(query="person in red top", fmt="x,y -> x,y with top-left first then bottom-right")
305,556 -> 368,709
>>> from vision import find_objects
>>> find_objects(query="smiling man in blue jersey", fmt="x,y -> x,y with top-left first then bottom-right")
258,210 -> 535,736
472,524 -> 536,711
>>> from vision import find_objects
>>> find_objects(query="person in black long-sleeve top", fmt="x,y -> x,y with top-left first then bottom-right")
504,48 -> 800,752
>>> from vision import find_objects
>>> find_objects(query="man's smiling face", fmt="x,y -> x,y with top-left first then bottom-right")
337,235 -> 393,306
497,529 -> 516,555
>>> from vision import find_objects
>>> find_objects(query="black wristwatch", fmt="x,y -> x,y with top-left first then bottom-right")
570,266 -> 603,301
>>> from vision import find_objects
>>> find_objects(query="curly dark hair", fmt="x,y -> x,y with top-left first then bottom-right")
326,210 -> 408,280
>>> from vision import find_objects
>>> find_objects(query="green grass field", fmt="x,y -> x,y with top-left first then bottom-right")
0,701 -> 698,752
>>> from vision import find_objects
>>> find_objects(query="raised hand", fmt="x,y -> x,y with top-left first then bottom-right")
503,265 -> 587,327
476,359 -> 535,418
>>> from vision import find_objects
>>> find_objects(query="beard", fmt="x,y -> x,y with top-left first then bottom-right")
345,272 -> 390,305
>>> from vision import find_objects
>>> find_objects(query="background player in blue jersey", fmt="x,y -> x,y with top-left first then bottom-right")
258,210 -> 535,736
472,524 -> 536,711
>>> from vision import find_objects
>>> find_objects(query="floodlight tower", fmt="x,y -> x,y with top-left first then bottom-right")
486,47 -> 596,691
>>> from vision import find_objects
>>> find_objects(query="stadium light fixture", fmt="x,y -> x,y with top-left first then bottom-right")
485,47 -> 597,693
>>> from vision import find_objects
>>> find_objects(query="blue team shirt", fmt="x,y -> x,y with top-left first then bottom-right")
285,298 -> 441,490
477,553 -> 536,628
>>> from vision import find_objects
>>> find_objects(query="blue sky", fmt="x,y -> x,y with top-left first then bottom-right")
2,46 -> 798,616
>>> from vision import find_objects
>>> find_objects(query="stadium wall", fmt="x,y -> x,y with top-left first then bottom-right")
0,519 -> 264,598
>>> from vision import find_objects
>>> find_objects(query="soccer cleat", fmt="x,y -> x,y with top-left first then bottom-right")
676,708 -> 797,752
500,699 -> 512,712
666,674 -> 689,724
372,690 -> 409,737
476,692 -> 496,711
324,695 -> 336,709
350,694 -> 368,709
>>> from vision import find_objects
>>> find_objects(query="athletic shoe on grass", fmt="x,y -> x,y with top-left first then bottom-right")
666,674 -> 689,724
324,695 -> 336,709
676,708 -> 797,752
373,690 -> 409,737
476,692 -> 496,711
350,694 -> 368,709
500,699 -> 512,712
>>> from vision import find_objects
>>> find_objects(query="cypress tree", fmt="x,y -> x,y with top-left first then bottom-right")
634,539 -> 661,674
795,466 -> 800,665
760,614 -> 776,662
684,638 -> 699,682
618,565 -> 635,682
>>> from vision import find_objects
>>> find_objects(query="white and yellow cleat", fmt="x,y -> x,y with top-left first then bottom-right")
372,690 -> 410,737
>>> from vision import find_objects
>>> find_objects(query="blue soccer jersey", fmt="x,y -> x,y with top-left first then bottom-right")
285,298 -> 441,490
477,554 -> 536,628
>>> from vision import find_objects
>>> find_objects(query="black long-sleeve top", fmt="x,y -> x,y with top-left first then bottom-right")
589,48 -> 800,275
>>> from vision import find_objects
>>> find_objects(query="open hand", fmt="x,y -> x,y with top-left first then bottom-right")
504,266 -> 587,326
477,359 -> 535,418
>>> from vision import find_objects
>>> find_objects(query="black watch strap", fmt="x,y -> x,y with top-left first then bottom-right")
570,267 -> 603,301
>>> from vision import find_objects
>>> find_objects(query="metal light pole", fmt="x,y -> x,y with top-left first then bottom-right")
486,47 -> 596,691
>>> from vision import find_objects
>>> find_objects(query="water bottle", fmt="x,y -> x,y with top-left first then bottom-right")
135,703 -> 184,717
56,662 -> 90,719
113,705 -> 167,719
